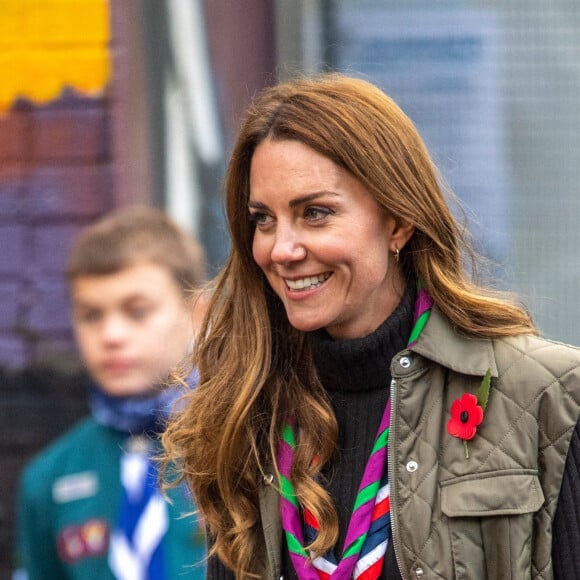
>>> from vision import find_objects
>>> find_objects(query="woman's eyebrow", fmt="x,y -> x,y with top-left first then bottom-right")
248,200 -> 267,210
249,191 -> 339,210
288,191 -> 339,208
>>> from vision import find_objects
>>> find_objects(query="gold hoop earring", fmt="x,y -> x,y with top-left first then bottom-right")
394,247 -> 400,263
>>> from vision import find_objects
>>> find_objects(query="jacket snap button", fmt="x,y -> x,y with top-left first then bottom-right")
263,473 -> 274,485
414,567 -> 424,578
406,460 -> 418,472
399,356 -> 411,369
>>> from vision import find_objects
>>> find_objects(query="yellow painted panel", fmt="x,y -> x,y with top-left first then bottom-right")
0,53 -> 24,110
21,52 -> 65,104
55,49 -> 110,93
0,0 -> 110,111
0,1 -> 27,45
26,0 -> 110,46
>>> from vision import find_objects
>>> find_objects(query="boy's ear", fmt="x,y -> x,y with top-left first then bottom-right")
389,218 -> 415,253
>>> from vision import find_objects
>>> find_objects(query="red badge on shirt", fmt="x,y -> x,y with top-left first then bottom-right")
57,519 -> 110,563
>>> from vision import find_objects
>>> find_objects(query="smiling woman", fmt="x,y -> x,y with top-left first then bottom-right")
162,74 -> 580,580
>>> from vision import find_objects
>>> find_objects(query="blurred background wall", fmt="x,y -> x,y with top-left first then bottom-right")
0,0 -> 275,573
1,0 -> 579,574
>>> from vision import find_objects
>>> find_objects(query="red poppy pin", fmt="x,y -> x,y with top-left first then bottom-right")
447,369 -> 492,459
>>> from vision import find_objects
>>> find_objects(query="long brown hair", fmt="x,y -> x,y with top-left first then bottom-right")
162,74 -> 535,577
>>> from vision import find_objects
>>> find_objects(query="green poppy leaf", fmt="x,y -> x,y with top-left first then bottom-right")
477,368 -> 492,410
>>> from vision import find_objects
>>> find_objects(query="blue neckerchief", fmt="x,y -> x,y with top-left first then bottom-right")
113,453 -> 167,578
89,370 -> 198,434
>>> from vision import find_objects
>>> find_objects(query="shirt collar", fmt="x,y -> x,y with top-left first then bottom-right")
410,306 -> 499,378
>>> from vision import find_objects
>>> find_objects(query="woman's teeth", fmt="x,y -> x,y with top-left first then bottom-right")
285,273 -> 330,291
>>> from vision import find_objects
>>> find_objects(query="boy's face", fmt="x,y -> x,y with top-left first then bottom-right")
71,261 -> 193,397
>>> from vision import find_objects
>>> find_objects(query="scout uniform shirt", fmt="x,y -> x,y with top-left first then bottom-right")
15,417 -> 206,579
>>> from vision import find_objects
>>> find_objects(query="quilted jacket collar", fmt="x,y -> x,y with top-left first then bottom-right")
410,306 -> 499,378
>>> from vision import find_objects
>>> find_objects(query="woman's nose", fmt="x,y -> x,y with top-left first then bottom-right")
270,225 -> 307,264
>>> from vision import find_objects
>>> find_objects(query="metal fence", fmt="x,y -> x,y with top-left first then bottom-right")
325,0 -> 580,343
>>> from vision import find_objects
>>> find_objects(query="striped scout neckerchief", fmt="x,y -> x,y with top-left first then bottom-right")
278,284 -> 433,580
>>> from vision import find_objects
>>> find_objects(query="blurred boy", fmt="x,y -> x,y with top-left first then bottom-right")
14,206 -> 207,580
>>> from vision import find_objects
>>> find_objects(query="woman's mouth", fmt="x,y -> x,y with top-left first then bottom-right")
284,272 -> 331,291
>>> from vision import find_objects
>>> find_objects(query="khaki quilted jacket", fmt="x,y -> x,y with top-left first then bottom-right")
255,307 -> 580,580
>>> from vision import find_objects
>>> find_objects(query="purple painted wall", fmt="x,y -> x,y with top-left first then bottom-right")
0,97 -> 114,369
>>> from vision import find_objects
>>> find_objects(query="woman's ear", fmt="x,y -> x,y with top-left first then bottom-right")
389,218 -> 415,254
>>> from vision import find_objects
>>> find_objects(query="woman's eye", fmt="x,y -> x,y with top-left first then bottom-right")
304,206 -> 332,221
249,212 -> 273,226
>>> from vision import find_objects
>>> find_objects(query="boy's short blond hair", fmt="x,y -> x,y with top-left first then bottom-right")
66,205 -> 206,294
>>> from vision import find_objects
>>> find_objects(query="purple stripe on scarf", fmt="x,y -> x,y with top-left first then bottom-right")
278,440 -> 294,476
414,287 -> 434,321
342,497 -> 375,554
289,552 -> 320,580
358,448 -> 387,490
331,553 -> 360,578
281,498 -> 306,542
378,400 -> 391,432
358,399 -> 390,490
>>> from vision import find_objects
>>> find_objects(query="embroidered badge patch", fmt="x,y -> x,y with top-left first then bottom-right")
57,519 -> 110,563
52,471 -> 99,504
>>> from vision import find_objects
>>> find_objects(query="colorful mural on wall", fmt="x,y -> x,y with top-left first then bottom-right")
0,0 -> 110,112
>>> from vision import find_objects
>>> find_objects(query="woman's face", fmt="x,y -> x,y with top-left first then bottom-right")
249,138 -> 412,339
